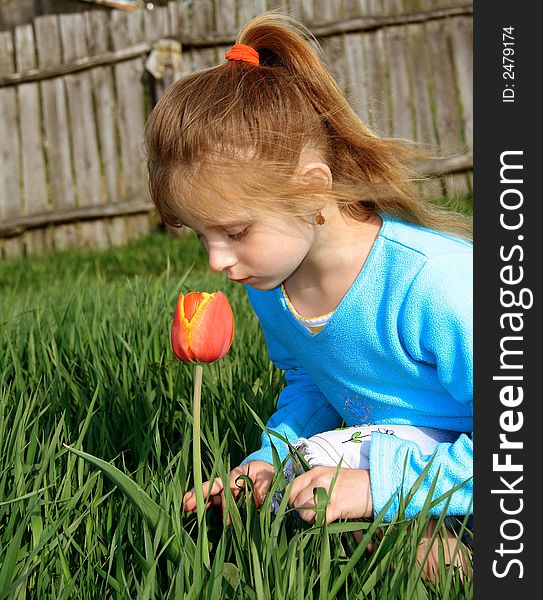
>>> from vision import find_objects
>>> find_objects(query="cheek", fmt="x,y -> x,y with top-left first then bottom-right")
239,227 -> 313,270
240,244 -> 272,267
247,240 -> 302,265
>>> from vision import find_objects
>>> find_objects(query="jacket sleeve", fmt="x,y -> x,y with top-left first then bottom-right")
241,363 -> 343,465
241,289 -> 342,466
369,251 -> 473,520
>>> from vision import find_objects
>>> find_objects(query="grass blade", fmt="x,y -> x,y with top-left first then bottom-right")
63,445 -> 181,563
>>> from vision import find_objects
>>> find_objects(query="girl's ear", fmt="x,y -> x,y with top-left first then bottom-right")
298,161 -> 333,190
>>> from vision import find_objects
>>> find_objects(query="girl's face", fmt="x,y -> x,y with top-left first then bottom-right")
176,209 -> 317,290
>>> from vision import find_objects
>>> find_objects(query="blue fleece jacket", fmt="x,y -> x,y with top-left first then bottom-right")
242,214 -> 473,521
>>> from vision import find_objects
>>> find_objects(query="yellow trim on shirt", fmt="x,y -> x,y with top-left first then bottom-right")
281,284 -> 334,321
281,284 -> 334,334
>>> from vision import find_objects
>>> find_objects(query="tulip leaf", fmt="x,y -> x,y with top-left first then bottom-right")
63,445 -> 180,563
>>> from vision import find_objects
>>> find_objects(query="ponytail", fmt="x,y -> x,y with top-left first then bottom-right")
145,12 -> 471,239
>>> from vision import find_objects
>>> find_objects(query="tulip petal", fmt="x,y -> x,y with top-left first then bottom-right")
171,293 -> 194,362
183,291 -> 210,323
171,290 -> 235,364
186,292 -> 234,363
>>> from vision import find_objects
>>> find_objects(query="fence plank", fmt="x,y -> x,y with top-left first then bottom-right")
344,32 -> 370,124
238,0 -> 267,27
426,17 -> 470,196
318,2 -> 347,96
60,13 -> 102,208
167,0 -> 181,37
449,15 -> 472,151
15,24 -> 49,215
382,0 -> 404,16
35,14 -> 76,253
190,0 -> 217,70
449,14 -> 472,195
144,7 -> 166,105
343,0 -> 365,19
0,31 -> 21,222
107,216 -> 127,249
110,9 -> 147,202
267,0 -> 292,16
52,220 -> 77,252
144,7 -> 162,44
156,4 -> 172,37
176,0 -> 190,38
215,0 -> 236,35
190,46 -> 217,70
111,8 -> 153,247
85,10 -> 121,206
35,15 -> 74,211
320,33 -> 348,97
403,0 -> 419,11
0,30 -> 23,258
362,29 -> 390,136
125,213 -> 153,244
384,25 -> 415,139
419,0 -> 454,9
191,0 -> 214,34
427,17 -> 466,151
367,0 -> 382,16
215,0 -> 236,65
59,12 -> 103,251
289,0 -> 312,23
144,4 -> 172,41
405,22 -> 442,198
15,22 -> 53,258
312,0 -> 337,24
405,23 -> 435,148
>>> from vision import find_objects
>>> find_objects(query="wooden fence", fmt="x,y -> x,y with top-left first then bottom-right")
0,0 -> 473,259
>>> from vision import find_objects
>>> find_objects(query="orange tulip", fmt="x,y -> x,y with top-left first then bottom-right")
171,291 -> 234,363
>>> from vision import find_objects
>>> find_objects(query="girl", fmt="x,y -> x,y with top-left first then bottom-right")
145,13 -> 473,579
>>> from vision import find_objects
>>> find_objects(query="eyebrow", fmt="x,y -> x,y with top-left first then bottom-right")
208,220 -> 251,230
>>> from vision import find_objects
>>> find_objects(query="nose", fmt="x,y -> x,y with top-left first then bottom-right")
207,242 -> 236,273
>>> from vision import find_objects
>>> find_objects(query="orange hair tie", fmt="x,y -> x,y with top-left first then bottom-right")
225,44 -> 259,66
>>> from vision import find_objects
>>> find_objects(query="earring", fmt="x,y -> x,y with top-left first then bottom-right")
316,210 -> 325,225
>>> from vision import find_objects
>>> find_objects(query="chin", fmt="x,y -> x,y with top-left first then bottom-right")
247,280 -> 278,291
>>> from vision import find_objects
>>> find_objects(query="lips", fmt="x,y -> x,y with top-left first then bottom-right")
230,277 -> 250,283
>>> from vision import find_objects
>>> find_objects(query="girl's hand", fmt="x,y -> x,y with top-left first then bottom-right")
288,466 -> 373,524
182,460 -> 275,524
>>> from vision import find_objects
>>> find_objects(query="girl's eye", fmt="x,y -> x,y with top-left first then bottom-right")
227,227 -> 249,241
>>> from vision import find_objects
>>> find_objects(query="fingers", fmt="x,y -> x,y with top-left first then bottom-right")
182,462 -> 276,522
230,463 -> 273,508
183,477 -> 225,513
183,492 -> 223,515
182,467 -> 251,515
288,467 -> 342,524
288,471 -> 319,523
288,469 -> 312,505
294,498 -> 318,523
289,467 -> 374,524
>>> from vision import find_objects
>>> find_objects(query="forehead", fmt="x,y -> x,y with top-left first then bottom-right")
169,155 -> 314,228
176,206 -> 253,231
172,165 -> 257,221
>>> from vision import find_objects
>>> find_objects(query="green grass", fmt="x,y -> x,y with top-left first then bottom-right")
0,227 -> 473,598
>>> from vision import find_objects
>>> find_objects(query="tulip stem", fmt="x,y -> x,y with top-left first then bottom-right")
192,363 -> 210,569
192,364 -> 205,520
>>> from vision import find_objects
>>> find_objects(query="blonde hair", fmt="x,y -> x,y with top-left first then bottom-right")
145,12 -> 471,238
